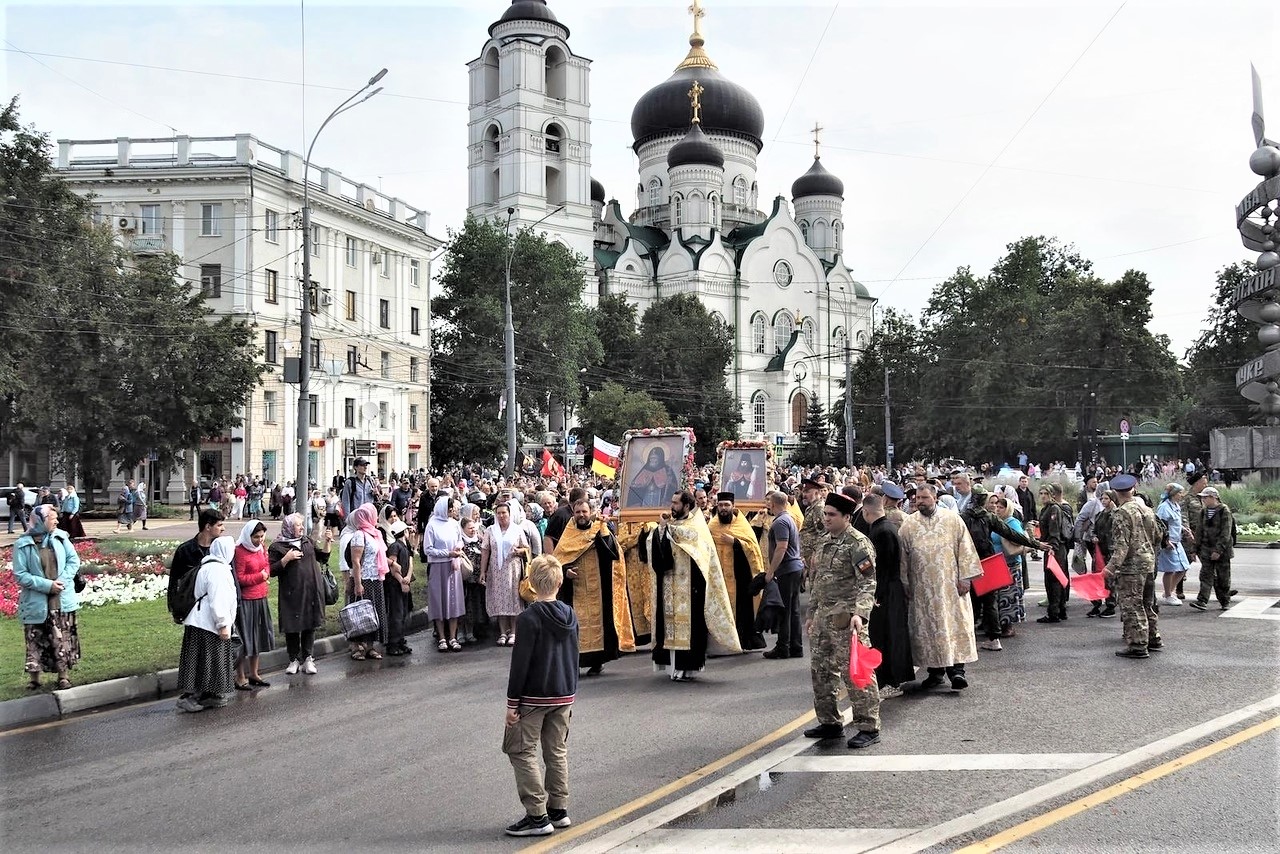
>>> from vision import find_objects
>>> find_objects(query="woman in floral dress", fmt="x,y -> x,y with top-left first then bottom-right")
13,505 -> 81,689
480,501 -> 530,646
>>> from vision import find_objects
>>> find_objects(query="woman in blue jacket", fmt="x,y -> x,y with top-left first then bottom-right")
13,504 -> 82,690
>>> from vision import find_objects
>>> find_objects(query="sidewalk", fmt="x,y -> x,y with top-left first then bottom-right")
1,512 -> 290,550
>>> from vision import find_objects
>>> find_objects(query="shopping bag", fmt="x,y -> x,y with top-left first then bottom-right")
1046,552 -> 1070,587
848,635 -> 882,690
972,553 -> 1013,596
338,597 -> 379,639
1071,572 -> 1109,601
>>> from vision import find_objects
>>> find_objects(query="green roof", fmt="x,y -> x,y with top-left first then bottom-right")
594,248 -> 621,270
765,329 -> 800,372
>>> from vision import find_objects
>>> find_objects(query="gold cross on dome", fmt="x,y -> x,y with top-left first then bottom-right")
812,121 -> 823,159
688,80 -> 705,124
689,0 -> 705,38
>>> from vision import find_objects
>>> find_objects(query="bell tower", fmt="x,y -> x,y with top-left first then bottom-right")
466,1 -> 594,265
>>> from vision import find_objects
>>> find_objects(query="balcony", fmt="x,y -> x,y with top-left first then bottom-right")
129,234 -> 167,255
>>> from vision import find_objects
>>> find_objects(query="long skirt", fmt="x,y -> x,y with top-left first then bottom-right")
235,597 -> 276,658
996,558 -> 1026,626
427,559 -> 466,621
60,512 -> 86,539
463,580 -> 490,637
178,625 -> 236,697
24,611 -> 80,675
384,577 -> 411,646
346,577 -> 388,646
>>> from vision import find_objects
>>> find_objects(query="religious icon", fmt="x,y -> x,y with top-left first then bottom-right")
622,440 -> 684,509
714,441 -> 772,514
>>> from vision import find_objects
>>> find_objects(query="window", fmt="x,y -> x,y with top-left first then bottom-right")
833,326 -> 847,349
345,237 -> 357,267
344,398 -> 356,429
264,208 -> 279,243
673,193 -> 683,223
410,307 -> 421,335
545,46 -> 567,100
200,203 -> 221,236
264,269 -> 278,304
199,264 -> 222,298
752,392 -> 766,434
344,290 -> 356,321
801,317 -> 816,348
483,46 -> 500,103
791,392 -> 808,434
710,194 -> 719,224
648,177 -> 662,208
855,331 -> 868,350
379,299 -> 390,328
800,221 -> 809,242
378,249 -> 389,276
308,394 -> 319,427
264,330 -> 278,364
378,401 -> 388,430
311,225 -> 321,255
139,204 -> 160,234
309,339 -> 321,370
409,404 -> 419,432
774,312 -> 795,353
409,356 -> 420,382
751,313 -> 767,354
732,177 -> 747,206
380,351 -> 390,379
409,259 -> 420,286
346,346 -> 359,375
264,391 -> 278,423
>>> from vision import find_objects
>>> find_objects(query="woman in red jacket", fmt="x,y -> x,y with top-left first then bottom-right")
233,521 -> 276,690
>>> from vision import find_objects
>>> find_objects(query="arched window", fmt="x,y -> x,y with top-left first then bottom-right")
545,123 -> 563,156
800,221 -> 809,243
545,46 -> 567,100
709,310 -> 726,327
834,220 -> 843,252
833,326 -> 847,349
813,219 -> 830,249
648,177 -> 663,208
791,392 -> 808,434
732,176 -> 747,206
750,181 -> 759,207
751,312 -> 767,354
855,330 -> 867,350
672,193 -> 683,223
752,391 -> 767,434
484,125 -> 501,203
709,193 -> 719,225
483,47 -> 500,103
773,311 -> 795,353
801,317 -> 816,347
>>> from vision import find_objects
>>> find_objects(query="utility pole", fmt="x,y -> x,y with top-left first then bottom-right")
884,364 -> 893,472
843,342 -> 854,467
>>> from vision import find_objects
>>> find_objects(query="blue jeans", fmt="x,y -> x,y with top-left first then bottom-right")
8,507 -> 27,533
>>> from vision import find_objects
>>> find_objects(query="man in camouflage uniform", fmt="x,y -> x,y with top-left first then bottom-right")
1189,486 -> 1235,611
1102,474 -> 1161,659
1178,468 -> 1207,600
801,492 -> 882,749
799,476 -> 828,585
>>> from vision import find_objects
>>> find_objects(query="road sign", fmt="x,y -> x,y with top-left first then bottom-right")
1119,418 -> 1130,434
887,443 -> 895,455
1121,432 -> 1130,441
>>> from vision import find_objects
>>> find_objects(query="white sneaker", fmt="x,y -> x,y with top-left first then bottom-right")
285,660 -> 300,675
302,657 -> 317,675
1162,596 -> 1182,606
980,639 -> 1003,651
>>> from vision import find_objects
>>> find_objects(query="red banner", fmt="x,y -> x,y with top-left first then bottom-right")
1072,572 -> 1109,601
1046,552 -> 1069,587
972,552 -> 1013,596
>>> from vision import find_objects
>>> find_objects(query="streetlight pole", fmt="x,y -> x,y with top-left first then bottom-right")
297,68 -> 387,525
503,203 -> 564,479
884,365 -> 893,472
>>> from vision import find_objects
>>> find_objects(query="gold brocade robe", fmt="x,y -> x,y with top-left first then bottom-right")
897,509 -> 982,668
707,511 -> 765,610
617,521 -> 655,640
646,512 -> 742,656
554,520 -> 635,655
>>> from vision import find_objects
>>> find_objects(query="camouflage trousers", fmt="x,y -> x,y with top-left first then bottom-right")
1196,559 -> 1232,607
809,616 -> 880,732
1114,573 -> 1159,649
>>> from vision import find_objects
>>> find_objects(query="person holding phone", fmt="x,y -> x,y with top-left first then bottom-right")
270,512 -> 331,675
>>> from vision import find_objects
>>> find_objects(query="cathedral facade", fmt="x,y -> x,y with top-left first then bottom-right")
468,0 -> 876,442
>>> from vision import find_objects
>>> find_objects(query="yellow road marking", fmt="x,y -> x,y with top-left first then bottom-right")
520,708 -> 817,853
954,714 -> 1280,853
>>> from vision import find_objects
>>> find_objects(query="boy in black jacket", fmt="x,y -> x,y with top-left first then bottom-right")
503,555 -> 580,837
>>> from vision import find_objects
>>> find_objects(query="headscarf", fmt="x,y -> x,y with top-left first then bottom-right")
425,496 -> 462,560
203,535 -> 236,567
27,505 -> 52,538
459,502 -> 480,523
351,503 -> 389,578
237,520 -> 267,553
279,513 -> 305,547
491,502 -> 525,569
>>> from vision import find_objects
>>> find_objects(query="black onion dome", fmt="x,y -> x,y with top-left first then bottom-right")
590,177 -> 606,203
791,157 -> 844,199
667,123 -> 725,169
489,0 -> 567,36
632,67 -> 764,152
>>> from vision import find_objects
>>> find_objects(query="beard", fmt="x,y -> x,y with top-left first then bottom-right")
575,517 -> 593,530
717,510 -> 734,524
919,504 -> 936,517
673,507 -> 690,520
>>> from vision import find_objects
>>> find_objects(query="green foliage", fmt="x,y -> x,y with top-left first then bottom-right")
589,293 -> 642,391
791,397 -> 831,467
0,99 -> 263,496
429,215 -> 601,466
846,307 -> 925,462
578,381 -> 670,448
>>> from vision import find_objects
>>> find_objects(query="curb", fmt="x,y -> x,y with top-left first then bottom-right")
1235,541 -> 1280,549
0,607 -> 432,731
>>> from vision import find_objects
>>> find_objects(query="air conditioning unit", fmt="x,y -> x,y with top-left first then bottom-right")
318,290 -> 333,308
118,216 -> 138,231
325,427 -> 339,438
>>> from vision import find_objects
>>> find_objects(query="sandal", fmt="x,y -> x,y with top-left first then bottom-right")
497,634 -> 508,646
366,649 -> 383,659
350,649 -> 366,661
438,639 -> 449,652
448,638 -> 462,651
25,681 -> 40,691
235,682 -> 253,691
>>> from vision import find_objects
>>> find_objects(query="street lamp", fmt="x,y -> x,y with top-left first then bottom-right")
503,203 -> 565,478
296,67 -> 387,527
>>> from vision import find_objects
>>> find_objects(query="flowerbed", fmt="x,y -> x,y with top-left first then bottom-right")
1236,522 -> 1280,542
0,539 -> 176,617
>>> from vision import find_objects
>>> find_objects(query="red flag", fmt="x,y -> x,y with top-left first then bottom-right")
972,553 -> 1014,596
849,635 -> 883,689
540,448 -> 563,478
1093,543 -> 1106,574
1072,572 -> 1109,601
1046,552 -> 1069,587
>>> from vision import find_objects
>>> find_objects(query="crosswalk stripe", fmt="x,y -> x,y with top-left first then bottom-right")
614,828 -> 918,853
1218,595 -> 1280,621
773,753 -> 1116,773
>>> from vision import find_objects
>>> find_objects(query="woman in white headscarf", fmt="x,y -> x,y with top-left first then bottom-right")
423,495 -> 465,651
480,500 -> 532,646
232,521 -> 274,690
135,481 -> 149,531
176,535 -> 239,713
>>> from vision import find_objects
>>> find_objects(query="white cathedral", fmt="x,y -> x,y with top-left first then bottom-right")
466,0 -> 876,443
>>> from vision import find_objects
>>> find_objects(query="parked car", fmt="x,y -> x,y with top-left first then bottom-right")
0,485 -> 39,509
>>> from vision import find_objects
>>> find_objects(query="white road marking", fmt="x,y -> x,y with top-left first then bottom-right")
774,753 -> 1116,773
1218,595 -> 1280,621
614,828 -> 917,853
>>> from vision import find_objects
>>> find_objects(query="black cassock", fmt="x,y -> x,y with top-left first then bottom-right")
867,516 -> 916,688
727,540 -> 766,650
642,528 -> 709,673
557,532 -> 623,670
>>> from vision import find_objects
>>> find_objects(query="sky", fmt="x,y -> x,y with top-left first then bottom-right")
2,0 -> 1276,359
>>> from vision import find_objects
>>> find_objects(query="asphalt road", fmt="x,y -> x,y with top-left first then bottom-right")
2,538 -> 1277,853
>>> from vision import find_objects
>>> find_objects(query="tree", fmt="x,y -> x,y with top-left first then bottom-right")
577,381 -> 670,451
0,100 -> 263,497
429,215 -> 601,465
791,398 -> 831,467
588,293 -> 642,392
635,293 -> 740,461
844,308 -> 926,463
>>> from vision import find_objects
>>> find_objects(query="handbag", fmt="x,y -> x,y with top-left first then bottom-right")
338,596 -> 379,639
74,570 -> 87,594
321,567 -> 339,606
458,555 -> 474,582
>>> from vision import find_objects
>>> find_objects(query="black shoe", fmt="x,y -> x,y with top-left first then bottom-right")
803,722 -> 846,739
547,808 -> 571,829
1229,589 -> 1238,598
949,674 -> 968,690
1187,600 -> 1207,611
1116,648 -> 1149,659
920,673 -> 944,690
505,815 -> 553,837
387,647 -> 406,656
847,730 -> 880,749
1100,606 -> 1117,618
789,648 -> 804,658
1147,638 -> 1163,650
586,664 -> 603,676
1036,616 -> 1061,624
1086,606 -> 1102,618
762,648 -> 790,660
1057,612 -> 1068,621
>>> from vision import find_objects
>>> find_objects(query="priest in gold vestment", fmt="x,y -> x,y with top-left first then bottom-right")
707,491 -> 767,650
554,498 -> 635,675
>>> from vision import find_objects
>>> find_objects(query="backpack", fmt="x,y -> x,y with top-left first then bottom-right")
168,565 -> 205,625
1056,502 -> 1075,547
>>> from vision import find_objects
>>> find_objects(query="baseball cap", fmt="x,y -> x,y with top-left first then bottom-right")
1197,486 -> 1220,498
354,457 -> 370,467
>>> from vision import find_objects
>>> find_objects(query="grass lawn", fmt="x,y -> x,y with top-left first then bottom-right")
0,542 -> 428,702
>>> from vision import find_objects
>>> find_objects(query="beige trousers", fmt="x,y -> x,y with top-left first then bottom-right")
502,704 -> 571,816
